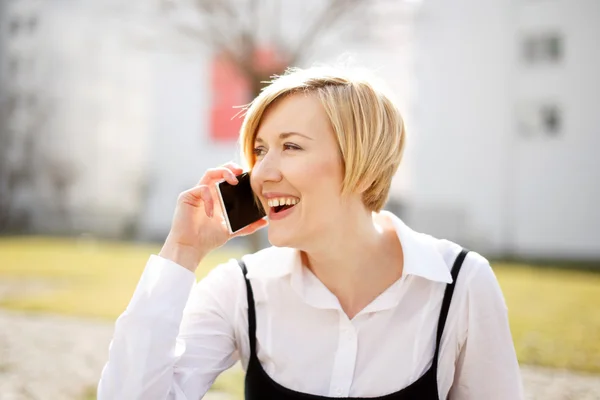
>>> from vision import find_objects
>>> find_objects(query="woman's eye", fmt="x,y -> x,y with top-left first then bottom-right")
283,143 -> 302,151
253,147 -> 266,157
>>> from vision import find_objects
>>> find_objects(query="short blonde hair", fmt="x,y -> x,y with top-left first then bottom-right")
239,66 -> 406,212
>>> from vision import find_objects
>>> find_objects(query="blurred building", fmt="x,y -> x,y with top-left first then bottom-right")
408,0 -> 600,260
2,1 -> 598,261
0,0 -> 276,240
1,0 -> 156,237
139,0 -> 600,260
0,1 -> 6,99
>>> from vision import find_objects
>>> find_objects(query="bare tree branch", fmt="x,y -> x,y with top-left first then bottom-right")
177,23 -> 248,68
194,0 -> 255,58
161,0 -> 402,80
287,0 -> 363,66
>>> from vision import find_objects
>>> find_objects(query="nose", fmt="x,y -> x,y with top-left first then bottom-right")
251,152 -> 283,188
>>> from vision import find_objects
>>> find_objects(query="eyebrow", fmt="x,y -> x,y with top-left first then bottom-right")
255,131 -> 314,143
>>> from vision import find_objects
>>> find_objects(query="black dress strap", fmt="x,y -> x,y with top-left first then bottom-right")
238,260 -> 258,357
432,248 -> 469,370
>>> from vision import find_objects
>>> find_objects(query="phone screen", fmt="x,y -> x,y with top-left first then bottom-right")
217,172 -> 266,233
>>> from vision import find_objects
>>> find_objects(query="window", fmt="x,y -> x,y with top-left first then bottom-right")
7,15 -> 38,36
522,32 -> 563,64
9,18 -> 20,35
517,101 -> 563,137
540,104 -> 561,136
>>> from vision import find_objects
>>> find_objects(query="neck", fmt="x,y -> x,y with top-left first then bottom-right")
300,209 -> 404,318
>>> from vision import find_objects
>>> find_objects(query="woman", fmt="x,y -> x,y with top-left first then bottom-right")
98,67 -> 523,399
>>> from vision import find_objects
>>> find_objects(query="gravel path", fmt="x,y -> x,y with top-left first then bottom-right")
0,310 -> 599,400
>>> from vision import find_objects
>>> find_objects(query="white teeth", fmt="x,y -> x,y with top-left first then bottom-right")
267,197 -> 299,208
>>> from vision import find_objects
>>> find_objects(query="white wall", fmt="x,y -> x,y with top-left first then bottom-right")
364,1 -> 418,205
6,0 -> 154,236
410,0 -> 512,254
510,0 -> 600,258
410,0 -> 600,259
138,51 -> 242,241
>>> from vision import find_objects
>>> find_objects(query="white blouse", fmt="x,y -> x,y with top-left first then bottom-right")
97,212 -> 524,399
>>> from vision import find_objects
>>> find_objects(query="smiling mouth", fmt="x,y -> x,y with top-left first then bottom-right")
273,204 -> 294,213
267,197 -> 300,214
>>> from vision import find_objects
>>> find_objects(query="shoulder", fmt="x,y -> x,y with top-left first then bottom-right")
241,246 -> 299,280
434,238 -> 508,312
434,239 -> 497,282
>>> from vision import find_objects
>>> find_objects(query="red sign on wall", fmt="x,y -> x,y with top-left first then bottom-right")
209,48 -> 287,142
209,54 -> 251,142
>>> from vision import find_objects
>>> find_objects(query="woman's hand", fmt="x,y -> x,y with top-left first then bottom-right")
159,162 -> 268,272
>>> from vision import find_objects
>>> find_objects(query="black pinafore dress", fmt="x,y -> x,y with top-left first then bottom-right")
237,249 -> 469,400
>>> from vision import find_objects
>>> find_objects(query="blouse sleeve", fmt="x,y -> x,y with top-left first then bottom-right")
449,255 -> 524,399
97,255 -> 244,400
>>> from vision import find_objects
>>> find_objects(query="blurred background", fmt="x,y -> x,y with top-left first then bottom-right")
0,0 -> 599,399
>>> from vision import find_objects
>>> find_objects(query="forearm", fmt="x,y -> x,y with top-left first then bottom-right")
97,256 -> 196,399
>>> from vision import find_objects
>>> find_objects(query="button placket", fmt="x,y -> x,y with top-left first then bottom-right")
328,312 -> 358,397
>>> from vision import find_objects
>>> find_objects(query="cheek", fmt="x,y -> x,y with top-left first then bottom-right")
300,157 -> 343,197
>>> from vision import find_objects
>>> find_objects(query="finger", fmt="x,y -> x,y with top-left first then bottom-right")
180,185 -> 214,217
197,167 -> 238,186
222,162 -> 244,176
232,218 -> 268,238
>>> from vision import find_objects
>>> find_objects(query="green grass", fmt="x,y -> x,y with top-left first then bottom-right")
0,236 -> 246,400
0,236 -> 243,319
495,264 -> 600,373
80,386 -> 97,400
0,236 -> 599,399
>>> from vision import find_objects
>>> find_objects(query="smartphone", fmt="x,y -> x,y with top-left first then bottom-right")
216,172 -> 266,234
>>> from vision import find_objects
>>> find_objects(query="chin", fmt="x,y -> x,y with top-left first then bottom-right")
267,226 -> 300,248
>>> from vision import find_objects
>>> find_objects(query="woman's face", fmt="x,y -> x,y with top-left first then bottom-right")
250,93 -> 347,248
